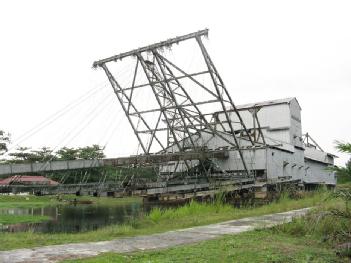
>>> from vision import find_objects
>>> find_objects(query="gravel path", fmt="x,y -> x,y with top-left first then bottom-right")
0,207 -> 311,263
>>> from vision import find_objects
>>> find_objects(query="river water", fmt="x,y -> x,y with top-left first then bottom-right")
0,201 -> 165,233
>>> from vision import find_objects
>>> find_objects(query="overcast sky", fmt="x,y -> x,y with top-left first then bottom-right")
1,0 -> 350,165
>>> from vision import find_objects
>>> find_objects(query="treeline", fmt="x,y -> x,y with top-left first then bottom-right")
0,129 -> 105,164
4,145 -> 105,164
0,130 -> 157,184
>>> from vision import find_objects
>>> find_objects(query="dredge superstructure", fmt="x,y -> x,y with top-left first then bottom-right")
0,30 -> 336,200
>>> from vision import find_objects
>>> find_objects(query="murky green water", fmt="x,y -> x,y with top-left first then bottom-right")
0,201 -> 164,233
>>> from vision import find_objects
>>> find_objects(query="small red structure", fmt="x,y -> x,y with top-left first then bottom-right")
0,175 -> 59,186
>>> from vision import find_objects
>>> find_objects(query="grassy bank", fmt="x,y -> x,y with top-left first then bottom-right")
338,182 -> 351,190
0,214 -> 50,225
0,191 -> 328,251
0,195 -> 59,208
64,230 -> 341,263
64,190 -> 351,263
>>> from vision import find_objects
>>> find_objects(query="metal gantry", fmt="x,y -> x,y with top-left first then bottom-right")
94,29 -> 258,179
302,133 -> 324,152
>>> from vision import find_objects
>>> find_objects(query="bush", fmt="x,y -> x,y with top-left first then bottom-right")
273,190 -> 351,246
148,207 -> 163,223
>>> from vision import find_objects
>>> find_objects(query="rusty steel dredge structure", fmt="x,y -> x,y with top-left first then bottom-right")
1,29 -> 269,199
91,29 -> 264,199
0,29 -> 337,199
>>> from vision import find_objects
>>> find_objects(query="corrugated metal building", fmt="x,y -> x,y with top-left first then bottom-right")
304,144 -> 336,185
161,97 -> 336,187
232,97 -> 336,186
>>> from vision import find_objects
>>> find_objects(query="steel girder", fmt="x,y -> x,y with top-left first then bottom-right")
94,29 -> 260,177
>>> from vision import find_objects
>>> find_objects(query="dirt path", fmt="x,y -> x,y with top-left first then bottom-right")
0,208 -> 310,263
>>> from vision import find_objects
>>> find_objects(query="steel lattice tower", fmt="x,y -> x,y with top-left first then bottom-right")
94,29 -> 260,180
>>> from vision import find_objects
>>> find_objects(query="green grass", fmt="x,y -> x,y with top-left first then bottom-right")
337,182 -> 351,190
63,191 -> 351,263
274,192 -> 351,253
0,214 -> 50,225
147,190 -> 324,224
0,191 -> 329,251
63,230 -> 342,263
337,175 -> 351,185
0,195 -> 59,208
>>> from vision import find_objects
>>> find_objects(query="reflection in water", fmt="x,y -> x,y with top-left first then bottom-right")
0,202 -> 160,233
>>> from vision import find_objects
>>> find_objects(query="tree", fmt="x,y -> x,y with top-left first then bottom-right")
335,141 -> 351,154
56,147 -> 79,160
50,145 -> 106,184
8,147 -> 33,163
78,145 -> 105,159
31,147 -> 56,162
334,141 -> 351,183
8,146 -> 56,163
0,130 -> 10,156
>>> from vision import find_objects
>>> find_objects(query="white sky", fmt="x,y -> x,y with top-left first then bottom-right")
0,0 -> 350,165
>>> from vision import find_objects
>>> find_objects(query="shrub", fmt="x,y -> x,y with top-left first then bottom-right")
148,207 -> 163,223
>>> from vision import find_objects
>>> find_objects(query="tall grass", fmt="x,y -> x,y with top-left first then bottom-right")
148,200 -> 233,223
273,189 -> 351,257
147,190 -> 326,225
0,195 -> 58,208
0,190 -> 331,251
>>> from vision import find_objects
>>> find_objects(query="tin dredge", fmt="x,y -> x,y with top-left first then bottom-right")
0,29 -> 336,202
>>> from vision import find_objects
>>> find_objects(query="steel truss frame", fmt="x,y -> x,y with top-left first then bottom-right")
302,133 -> 324,152
94,29 -> 261,178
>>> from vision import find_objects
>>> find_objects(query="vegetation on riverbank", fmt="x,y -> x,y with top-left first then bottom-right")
63,230 -> 341,263
0,195 -> 59,208
334,141 -> 351,184
0,190 -> 329,251
0,214 -> 50,225
63,188 -> 351,263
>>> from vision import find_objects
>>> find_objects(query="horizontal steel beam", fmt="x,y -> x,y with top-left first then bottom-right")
0,159 -> 103,177
0,150 -> 228,177
93,29 -> 208,67
103,150 -> 228,167
136,124 -> 211,134
129,99 -> 226,116
116,71 -> 209,93
146,178 -> 255,195
147,182 -> 209,195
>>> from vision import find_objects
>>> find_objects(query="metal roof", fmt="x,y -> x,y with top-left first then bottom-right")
235,97 -> 301,110
0,175 -> 59,185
